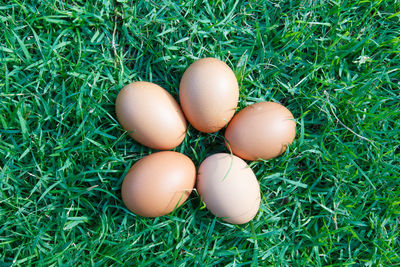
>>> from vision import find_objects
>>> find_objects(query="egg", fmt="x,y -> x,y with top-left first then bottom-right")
179,58 -> 239,133
225,101 -> 296,161
121,151 -> 196,217
196,153 -> 261,224
115,81 -> 187,150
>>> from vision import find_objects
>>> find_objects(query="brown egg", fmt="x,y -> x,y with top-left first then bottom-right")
225,101 -> 296,161
121,151 -> 196,217
115,81 -> 187,150
179,58 -> 239,133
196,153 -> 261,224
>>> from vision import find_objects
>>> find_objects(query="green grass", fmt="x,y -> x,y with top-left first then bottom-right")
1,0 -> 399,265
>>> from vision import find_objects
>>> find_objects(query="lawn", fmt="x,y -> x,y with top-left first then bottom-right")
1,0 -> 400,265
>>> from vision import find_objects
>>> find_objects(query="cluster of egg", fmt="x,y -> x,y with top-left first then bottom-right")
116,58 -> 296,224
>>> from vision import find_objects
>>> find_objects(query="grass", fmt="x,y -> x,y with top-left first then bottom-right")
1,0 -> 399,265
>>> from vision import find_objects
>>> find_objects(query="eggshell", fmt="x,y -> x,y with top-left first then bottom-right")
179,58 -> 239,133
225,101 -> 296,161
121,151 -> 196,217
115,81 -> 187,150
196,153 -> 261,224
